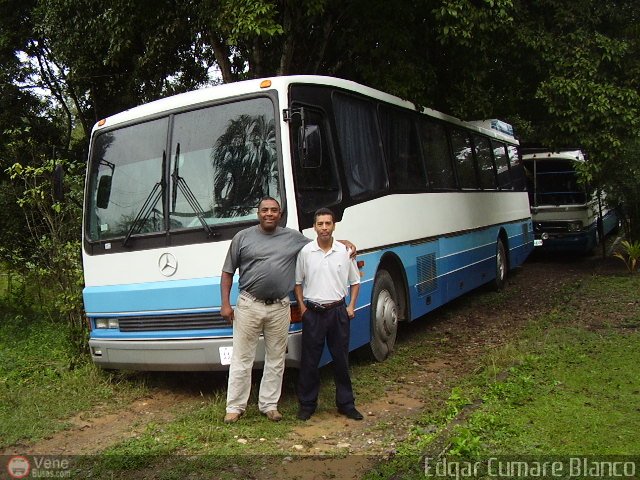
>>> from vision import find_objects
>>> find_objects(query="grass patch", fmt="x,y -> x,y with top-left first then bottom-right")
3,269 -> 638,478
0,306 -> 147,447
365,274 -> 640,479
483,329 -> 640,454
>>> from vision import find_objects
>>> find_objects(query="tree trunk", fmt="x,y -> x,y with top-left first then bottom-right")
210,36 -> 234,83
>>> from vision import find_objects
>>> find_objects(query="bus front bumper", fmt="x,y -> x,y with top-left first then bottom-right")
533,232 -> 591,252
88,333 -> 302,371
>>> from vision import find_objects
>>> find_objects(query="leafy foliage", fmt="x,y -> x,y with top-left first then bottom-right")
2,0 -> 640,354
613,240 -> 640,274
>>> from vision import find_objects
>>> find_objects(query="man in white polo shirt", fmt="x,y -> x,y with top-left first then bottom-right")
294,207 -> 362,421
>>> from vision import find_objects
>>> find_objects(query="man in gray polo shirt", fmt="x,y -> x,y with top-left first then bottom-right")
220,197 -> 354,423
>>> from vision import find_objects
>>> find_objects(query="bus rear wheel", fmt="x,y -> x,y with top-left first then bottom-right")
370,270 -> 398,362
494,239 -> 507,291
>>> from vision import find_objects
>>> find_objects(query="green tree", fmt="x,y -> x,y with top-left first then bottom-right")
2,0 -> 640,344
1,0 -> 85,350
509,0 -> 640,239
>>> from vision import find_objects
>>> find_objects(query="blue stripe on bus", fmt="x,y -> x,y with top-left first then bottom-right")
84,277 -> 224,314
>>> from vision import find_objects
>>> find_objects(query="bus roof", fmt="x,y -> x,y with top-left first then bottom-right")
92,75 -> 518,145
521,150 -> 585,162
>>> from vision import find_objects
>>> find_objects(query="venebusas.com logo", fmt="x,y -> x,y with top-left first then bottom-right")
5,455 -> 71,479
6,456 -> 30,479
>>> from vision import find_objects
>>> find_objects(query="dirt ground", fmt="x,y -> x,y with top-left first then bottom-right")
6,244 -> 631,478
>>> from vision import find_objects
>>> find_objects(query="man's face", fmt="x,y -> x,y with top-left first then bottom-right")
313,214 -> 335,240
257,199 -> 282,232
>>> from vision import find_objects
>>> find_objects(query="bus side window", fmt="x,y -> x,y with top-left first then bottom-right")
419,120 -> 456,190
291,109 -> 341,213
473,135 -> 497,190
492,140 -> 513,190
378,105 -> 426,191
507,145 -> 526,191
450,128 -> 478,189
299,125 -> 322,168
333,92 -> 388,198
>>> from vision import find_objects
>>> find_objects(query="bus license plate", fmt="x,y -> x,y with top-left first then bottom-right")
219,346 -> 233,365
534,239 -> 543,247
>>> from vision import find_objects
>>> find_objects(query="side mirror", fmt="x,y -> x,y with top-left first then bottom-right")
53,164 -> 65,201
299,125 -> 322,168
96,175 -> 113,209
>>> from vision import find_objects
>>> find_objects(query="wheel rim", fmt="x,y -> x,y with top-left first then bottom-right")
374,289 -> 398,348
497,246 -> 506,281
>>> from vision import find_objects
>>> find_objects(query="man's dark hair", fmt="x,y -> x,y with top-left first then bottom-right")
314,207 -> 335,222
258,196 -> 281,210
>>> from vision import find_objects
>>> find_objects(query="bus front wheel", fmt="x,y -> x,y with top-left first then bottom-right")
370,270 -> 398,362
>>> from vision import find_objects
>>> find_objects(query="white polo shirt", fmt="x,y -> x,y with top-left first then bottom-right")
295,239 -> 360,304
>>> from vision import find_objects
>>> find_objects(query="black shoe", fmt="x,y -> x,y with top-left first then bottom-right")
338,407 -> 363,420
297,409 -> 314,421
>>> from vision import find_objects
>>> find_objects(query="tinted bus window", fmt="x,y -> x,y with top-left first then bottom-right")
419,120 -> 456,190
450,128 -> 478,189
492,140 -> 512,189
473,135 -> 497,189
174,98 -> 279,223
508,145 -> 526,191
379,106 -> 425,191
291,108 -> 341,213
333,93 -> 388,198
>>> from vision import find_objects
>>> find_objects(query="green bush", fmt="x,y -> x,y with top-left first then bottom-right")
613,239 -> 640,273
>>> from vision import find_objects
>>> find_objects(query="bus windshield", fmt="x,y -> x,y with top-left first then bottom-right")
525,159 -> 587,206
85,97 -> 279,242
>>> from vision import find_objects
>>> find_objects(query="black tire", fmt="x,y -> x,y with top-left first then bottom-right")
370,270 -> 398,362
494,239 -> 507,291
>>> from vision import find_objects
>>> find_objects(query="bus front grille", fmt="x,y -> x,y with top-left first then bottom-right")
534,222 -> 570,233
118,312 -> 227,332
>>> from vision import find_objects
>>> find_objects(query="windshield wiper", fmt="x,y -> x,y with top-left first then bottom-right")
171,143 -> 215,237
122,152 -> 166,247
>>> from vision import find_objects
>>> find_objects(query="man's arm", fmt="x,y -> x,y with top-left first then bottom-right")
337,239 -> 357,259
220,271 -> 234,323
294,284 -> 307,316
291,230 -> 355,259
346,283 -> 360,319
294,250 -> 307,316
346,255 -> 361,319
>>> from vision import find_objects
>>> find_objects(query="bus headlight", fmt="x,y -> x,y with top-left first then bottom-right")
541,232 -> 549,240
567,221 -> 583,232
94,318 -> 119,329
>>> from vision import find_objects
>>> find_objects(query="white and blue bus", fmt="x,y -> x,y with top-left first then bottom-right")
83,75 -> 534,370
521,149 -> 619,253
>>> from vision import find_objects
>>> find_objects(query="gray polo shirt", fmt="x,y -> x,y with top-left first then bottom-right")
222,225 -> 311,299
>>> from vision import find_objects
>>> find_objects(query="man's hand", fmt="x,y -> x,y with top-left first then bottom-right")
338,239 -> 357,258
346,305 -> 355,319
221,304 -> 234,324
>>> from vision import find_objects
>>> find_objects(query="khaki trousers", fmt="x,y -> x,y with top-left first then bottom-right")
226,294 -> 291,414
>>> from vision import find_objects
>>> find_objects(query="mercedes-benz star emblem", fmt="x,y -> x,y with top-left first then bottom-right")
158,252 -> 178,277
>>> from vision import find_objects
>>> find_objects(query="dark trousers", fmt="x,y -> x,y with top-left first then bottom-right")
297,305 -> 355,412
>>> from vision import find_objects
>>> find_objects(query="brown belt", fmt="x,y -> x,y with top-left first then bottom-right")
305,298 -> 345,312
240,290 -> 286,305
